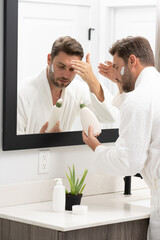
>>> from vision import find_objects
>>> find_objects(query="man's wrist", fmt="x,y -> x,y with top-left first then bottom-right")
89,80 -> 104,102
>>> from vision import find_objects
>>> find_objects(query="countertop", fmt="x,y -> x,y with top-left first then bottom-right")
0,189 -> 151,232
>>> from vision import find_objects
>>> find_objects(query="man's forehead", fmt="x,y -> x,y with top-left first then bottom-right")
54,52 -> 80,65
113,54 -> 124,66
112,57 -> 118,68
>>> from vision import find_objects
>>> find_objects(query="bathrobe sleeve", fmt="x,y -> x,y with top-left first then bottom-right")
95,91 -> 152,176
17,91 -> 28,134
88,82 -> 120,123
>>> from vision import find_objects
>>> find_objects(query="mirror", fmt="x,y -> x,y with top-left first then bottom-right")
3,0 -> 119,150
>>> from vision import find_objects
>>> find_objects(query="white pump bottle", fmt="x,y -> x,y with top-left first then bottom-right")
79,102 -> 101,136
52,178 -> 65,212
47,99 -> 63,132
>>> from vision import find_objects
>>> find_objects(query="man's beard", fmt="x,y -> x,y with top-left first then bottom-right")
52,77 -> 70,89
48,70 -> 70,89
121,66 -> 135,92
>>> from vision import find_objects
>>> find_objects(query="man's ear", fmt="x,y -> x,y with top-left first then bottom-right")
128,54 -> 137,67
47,54 -> 52,65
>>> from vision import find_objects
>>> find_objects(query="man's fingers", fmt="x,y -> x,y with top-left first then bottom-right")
82,130 -> 88,144
88,125 -> 94,137
52,121 -> 60,132
71,60 -> 85,67
71,65 -> 85,74
40,122 -> 48,133
82,130 -> 86,138
98,71 -> 107,77
86,53 -> 90,64
95,133 -> 100,137
98,63 -> 110,72
104,61 -> 113,66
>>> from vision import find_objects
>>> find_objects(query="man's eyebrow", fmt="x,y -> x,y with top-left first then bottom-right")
57,62 -> 66,66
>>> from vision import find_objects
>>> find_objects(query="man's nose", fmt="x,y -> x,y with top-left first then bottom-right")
64,69 -> 72,78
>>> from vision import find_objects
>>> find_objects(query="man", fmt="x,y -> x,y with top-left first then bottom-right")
17,36 -> 118,134
82,36 -> 160,240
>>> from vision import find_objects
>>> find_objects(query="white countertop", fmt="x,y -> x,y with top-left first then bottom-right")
0,189 -> 151,232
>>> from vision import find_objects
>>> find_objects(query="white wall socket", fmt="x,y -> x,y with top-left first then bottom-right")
38,150 -> 50,174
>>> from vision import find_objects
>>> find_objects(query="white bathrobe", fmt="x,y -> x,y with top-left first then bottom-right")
95,67 -> 160,240
17,69 -> 118,134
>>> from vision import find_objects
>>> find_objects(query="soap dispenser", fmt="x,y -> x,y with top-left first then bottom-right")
80,101 -> 101,136
52,178 -> 65,212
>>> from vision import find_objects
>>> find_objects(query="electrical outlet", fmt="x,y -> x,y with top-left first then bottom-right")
38,150 -> 50,174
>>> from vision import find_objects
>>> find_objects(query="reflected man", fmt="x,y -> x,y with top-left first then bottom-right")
17,36 -> 118,134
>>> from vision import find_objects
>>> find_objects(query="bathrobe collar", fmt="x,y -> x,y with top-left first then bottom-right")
134,66 -> 155,89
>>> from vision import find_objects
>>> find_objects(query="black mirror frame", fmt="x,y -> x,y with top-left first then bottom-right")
3,0 -> 119,151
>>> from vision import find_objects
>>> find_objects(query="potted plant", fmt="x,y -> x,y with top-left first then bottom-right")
65,164 -> 88,210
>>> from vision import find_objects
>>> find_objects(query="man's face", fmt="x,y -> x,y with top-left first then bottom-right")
48,51 -> 81,89
113,53 -> 135,92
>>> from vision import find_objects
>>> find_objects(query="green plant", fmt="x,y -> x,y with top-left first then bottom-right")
65,164 -> 88,195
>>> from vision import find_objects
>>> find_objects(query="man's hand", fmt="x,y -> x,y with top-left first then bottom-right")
82,126 -> 101,151
40,121 -> 61,133
71,53 -> 104,102
98,61 -> 123,93
71,53 -> 96,85
98,61 -> 117,82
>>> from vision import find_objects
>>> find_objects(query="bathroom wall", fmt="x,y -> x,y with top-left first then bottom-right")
0,0 -> 148,207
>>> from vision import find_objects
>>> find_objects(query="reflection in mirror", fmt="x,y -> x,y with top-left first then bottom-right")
3,0 -> 156,150
3,0 -> 120,151
17,0 -> 120,135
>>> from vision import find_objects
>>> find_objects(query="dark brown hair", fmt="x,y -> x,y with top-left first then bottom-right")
109,36 -> 154,66
51,36 -> 84,60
